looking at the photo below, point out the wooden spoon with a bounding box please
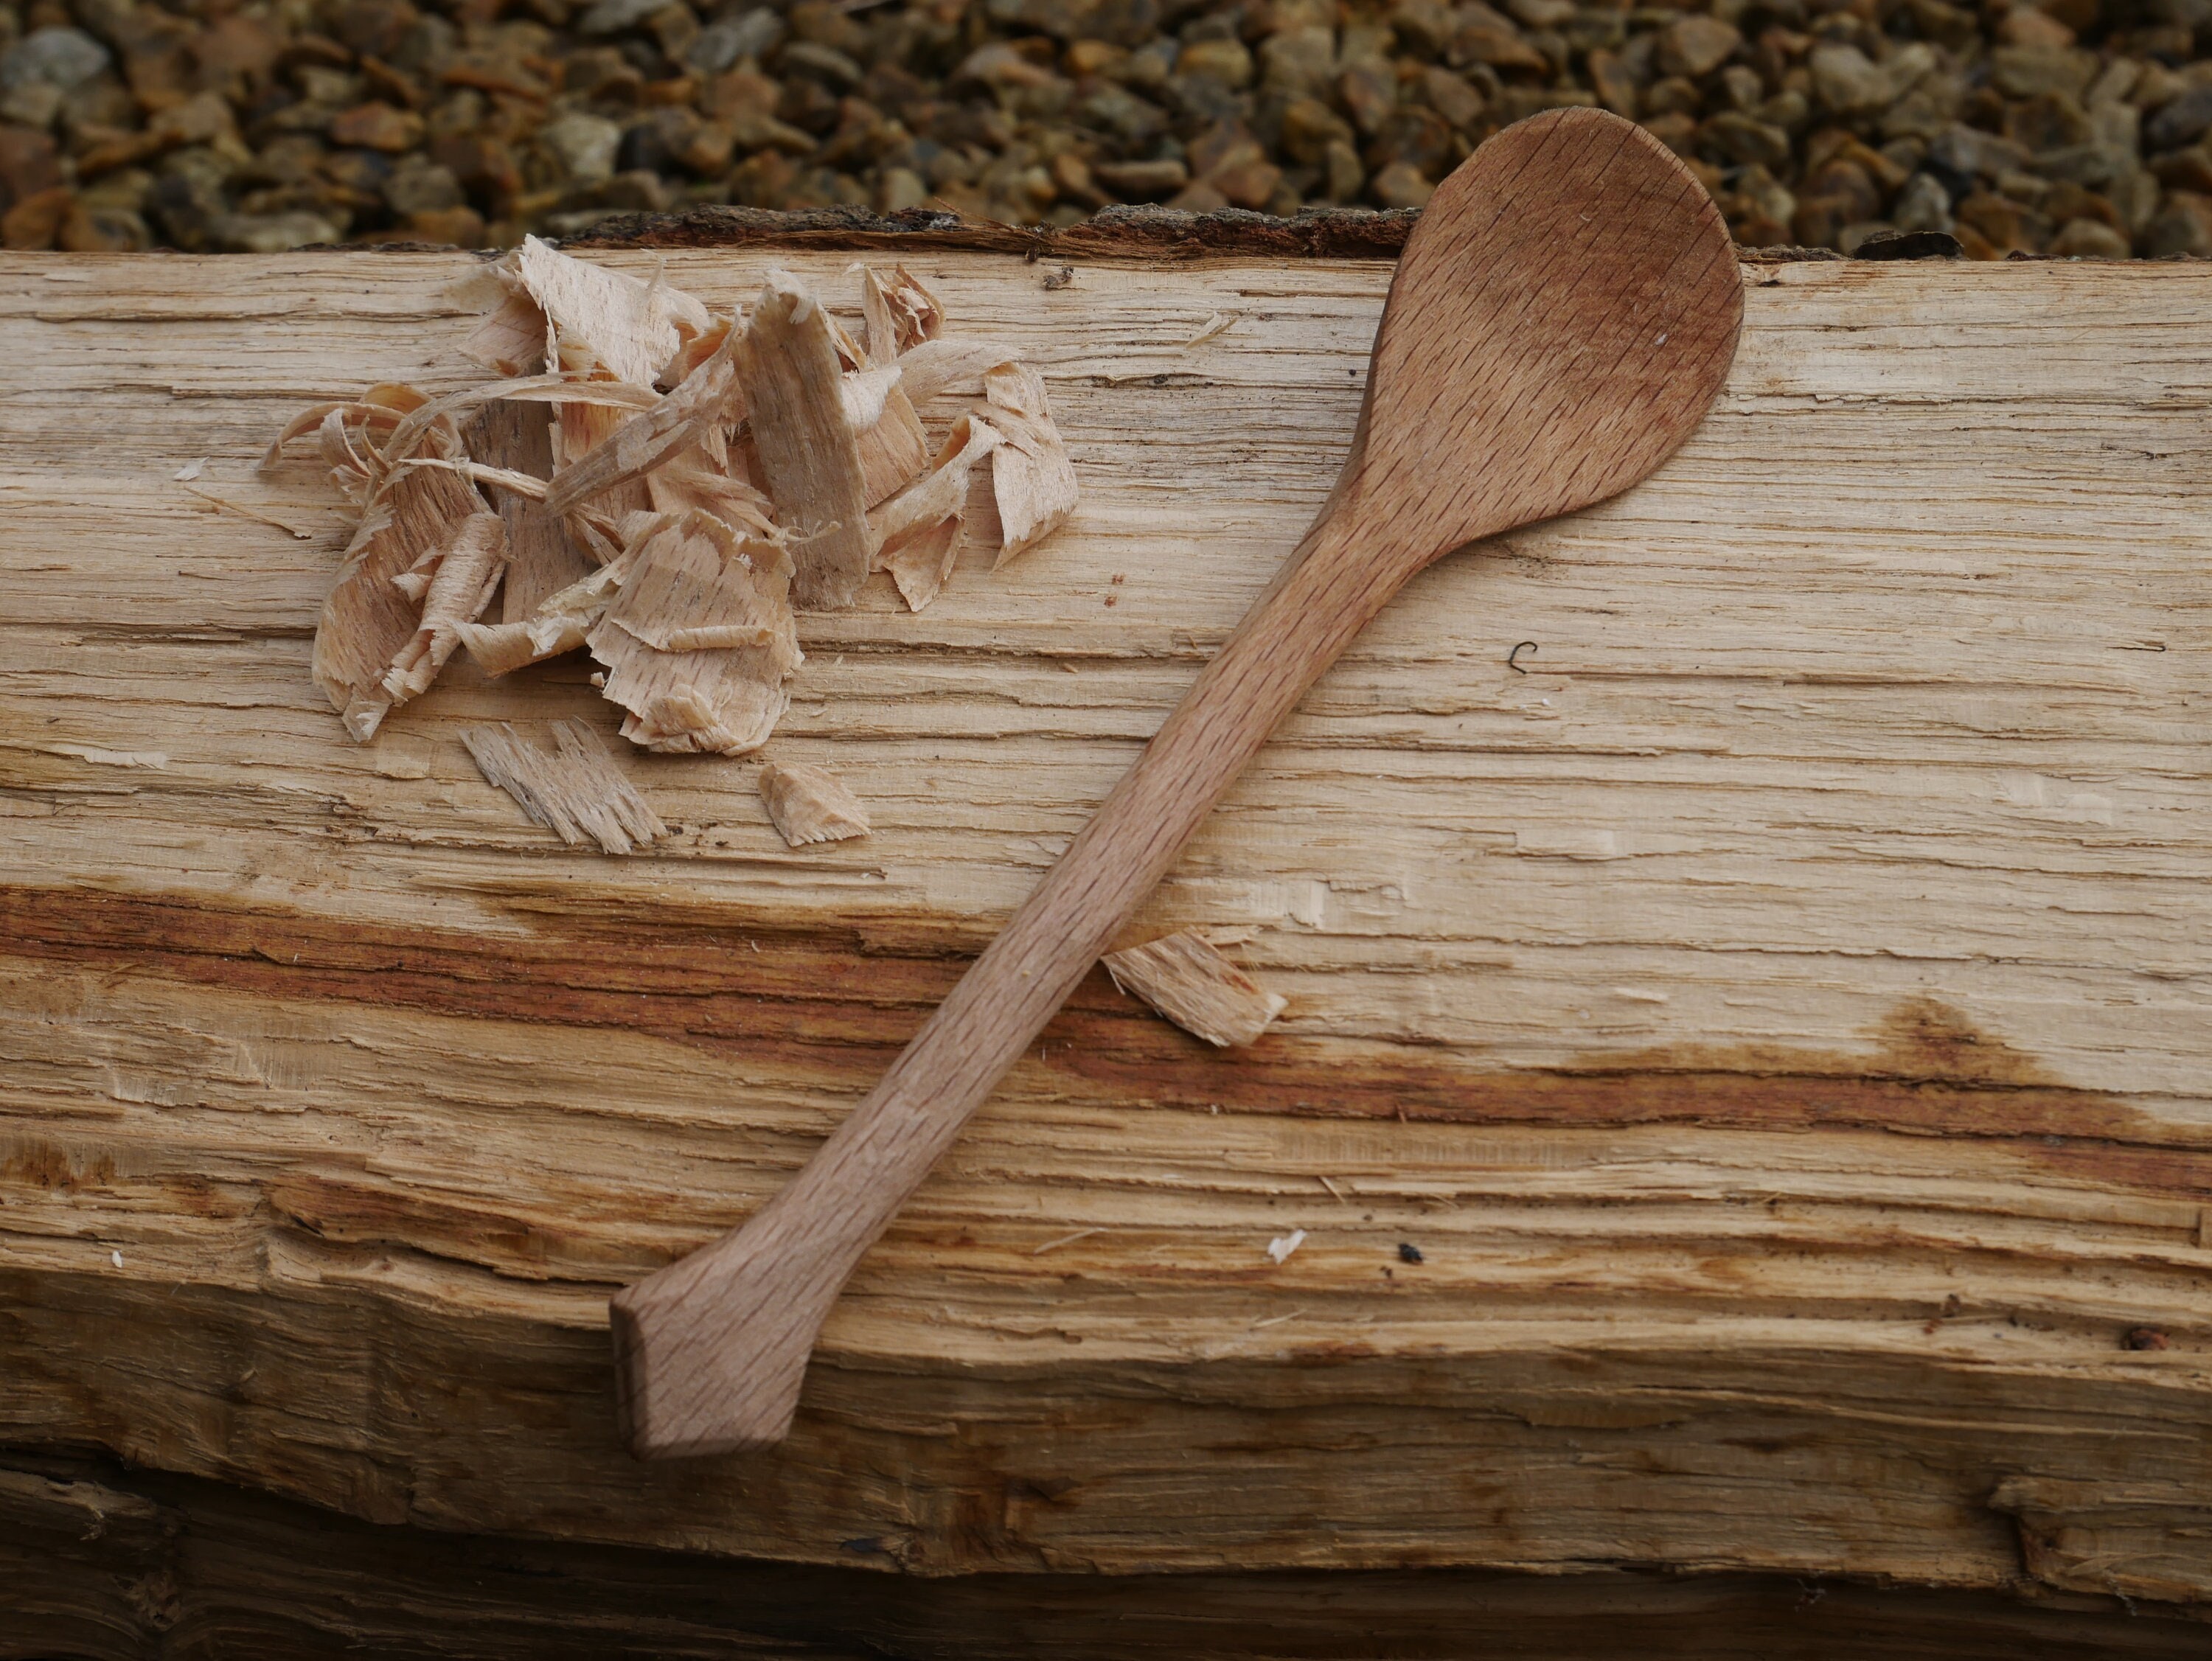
[611,107,1745,1458]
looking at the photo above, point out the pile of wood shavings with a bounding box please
[268,237,1077,843]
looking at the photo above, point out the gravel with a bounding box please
[1,0,2208,257]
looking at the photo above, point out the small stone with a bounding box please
[1587,49,1638,118]
[1165,176,1228,211]
[1449,21,1548,75]
[2145,86,2212,152]
[1989,44,2097,101]
[1211,156,1280,208]
[1321,136,1363,201]
[1657,15,1739,80]
[0,26,110,94]
[686,7,782,74]
[2049,215,2129,256]
[1926,123,2030,187]
[0,125,62,201]
[1186,36,1256,89]
[330,100,424,152]
[1368,159,1433,209]
[383,156,463,215]
[1702,111,1790,168]
[1279,95,1354,165]
[1954,189,2045,255]
[1998,6,2075,49]
[1091,156,1186,196]
[1256,27,1332,98]
[1366,108,1454,177]
[1809,43,1887,116]
[1421,66,1486,131]
[1336,59,1389,135]
[578,0,668,35]
[1718,63,1762,111]
[331,0,420,61]
[403,204,486,246]
[0,80,63,128]
[209,209,344,251]
[2006,90,2091,154]
[2140,192,2212,256]
[874,164,928,211]
[782,40,864,90]
[1734,163,1795,227]
[1,183,72,248]
[1891,170,1953,233]
[538,109,622,185]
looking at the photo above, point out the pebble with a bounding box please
[0,26,109,93]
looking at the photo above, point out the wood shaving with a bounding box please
[896,338,1018,404]
[380,511,508,704]
[1104,930,1287,1048]
[456,557,624,678]
[830,307,931,511]
[588,509,800,753]
[496,236,709,388]
[861,265,945,363]
[869,414,1003,613]
[757,760,871,846]
[735,269,874,609]
[982,361,1078,567]
[1183,311,1239,348]
[461,719,667,856]
[541,318,745,518]
[179,484,313,540]
[311,451,485,742]
[459,290,547,378]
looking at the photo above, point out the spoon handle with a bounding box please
[612,496,1415,1457]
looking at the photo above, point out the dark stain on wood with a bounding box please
[2,885,2203,1204]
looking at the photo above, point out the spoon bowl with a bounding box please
[1344,107,1742,582]
[611,107,1744,1459]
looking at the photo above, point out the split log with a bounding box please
[4,1450,2205,1660]
[1,235,2208,1642]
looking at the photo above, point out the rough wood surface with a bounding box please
[1,237,2209,1619]
[610,109,1746,1460]
[4,1454,2205,1661]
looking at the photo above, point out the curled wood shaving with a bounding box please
[541,318,745,518]
[311,444,485,743]
[1103,930,1287,1049]
[470,401,591,624]
[869,415,1004,613]
[861,265,945,364]
[587,509,800,753]
[461,718,667,856]
[757,760,870,846]
[460,290,547,377]
[982,361,1078,568]
[493,236,709,389]
[735,270,873,610]
[896,338,1018,404]
[456,557,624,678]
[380,511,508,704]
[830,307,930,511]
[645,460,777,535]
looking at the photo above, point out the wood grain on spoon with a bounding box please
[609,107,1745,1459]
